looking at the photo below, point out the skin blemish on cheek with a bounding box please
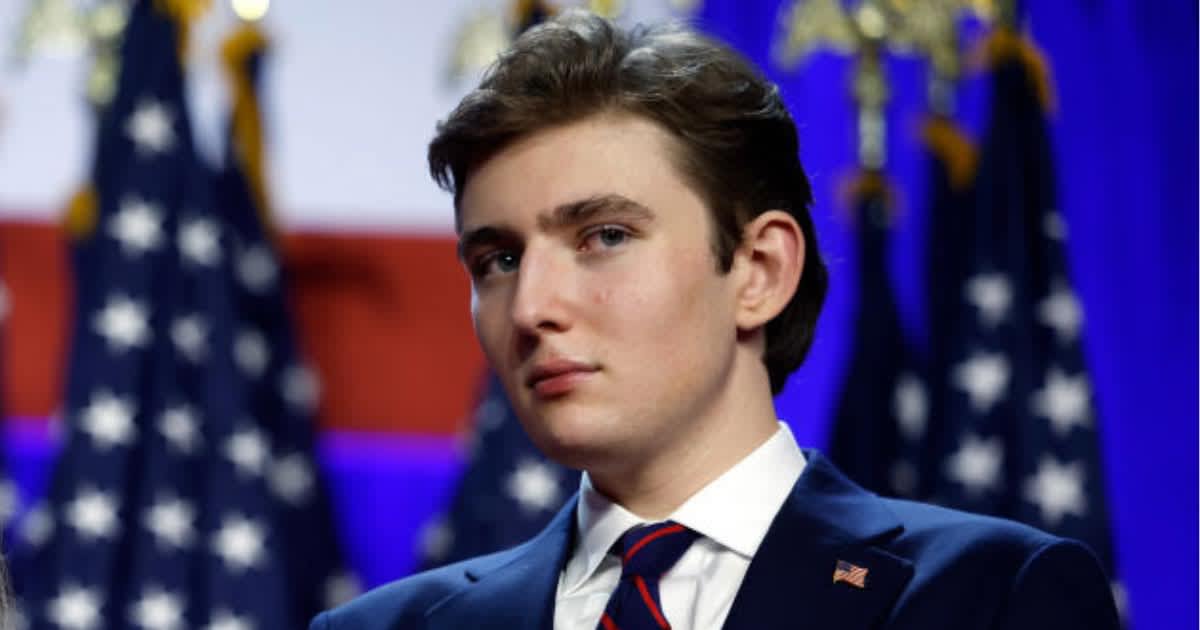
[593,286,616,306]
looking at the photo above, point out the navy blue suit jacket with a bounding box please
[312,452,1119,629]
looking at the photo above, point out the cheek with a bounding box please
[591,285,615,307]
[597,250,721,340]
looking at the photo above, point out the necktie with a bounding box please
[597,521,700,630]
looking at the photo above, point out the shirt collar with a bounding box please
[562,422,806,593]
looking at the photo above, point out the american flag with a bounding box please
[829,113,977,502]
[832,560,867,589]
[918,112,978,507]
[927,29,1117,578]
[826,26,1120,615]
[11,2,351,628]
[829,173,929,500]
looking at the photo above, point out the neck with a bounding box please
[587,357,780,519]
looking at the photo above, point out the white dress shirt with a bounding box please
[554,422,806,630]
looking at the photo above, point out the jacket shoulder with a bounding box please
[882,497,1061,551]
[877,498,1117,628]
[880,496,1092,577]
[308,546,530,630]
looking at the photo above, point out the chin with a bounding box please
[518,405,626,470]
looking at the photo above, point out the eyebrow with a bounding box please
[457,194,655,260]
[537,194,655,231]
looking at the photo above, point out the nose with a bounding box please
[510,245,571,340]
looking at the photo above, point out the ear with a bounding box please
[731,210,805,331]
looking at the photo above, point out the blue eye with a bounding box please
[472,250,520,278]
[598,227,627,247]
[583,225,631,252]
[495,252,519,272]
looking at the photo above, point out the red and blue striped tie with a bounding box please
[597,521,700,630]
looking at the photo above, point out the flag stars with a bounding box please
[237,245,278,293]
[282,364,320,412]
[129,587,184,630]
[179,217,222,266]
[965,273,1012,327]
[1039,283,1083,342]
[158,406,201,454]
[1023,457,1087,525]
[66,487,119,541]
[323,571,363,609]
[418,517,453,562]
[1032,368,1092,437]
[1110,581,1129,624]
[234,329,270,377]
[953,351,1011,413]
[893,373,927,440]
[170,315,209,362]
[126,100,176,155]
[1043,211,1067,241]
[80,389,138,449]
[0,478,19,526]
[93,294,152,352]
[205,610,254,630]
[109,197,164,256]
[944,434,1004,495]
[225,427,270,477]
[211,514,267,572]
[143,497,195,550]
[269,454,314,505]
[473,398,508,433]
[21,502,54,548]
[506,459,561,512]
[46,584,102,630]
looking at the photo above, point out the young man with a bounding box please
[312,11,1119,630]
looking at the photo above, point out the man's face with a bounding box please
[458,114,743,474]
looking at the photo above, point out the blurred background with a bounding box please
[0,0,1194,628]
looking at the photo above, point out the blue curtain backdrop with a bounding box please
[689,2,1194,628]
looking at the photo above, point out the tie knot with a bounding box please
[617,521,699,578]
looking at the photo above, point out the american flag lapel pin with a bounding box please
[832,560,868,589]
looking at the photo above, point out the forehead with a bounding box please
[457,113,703,232]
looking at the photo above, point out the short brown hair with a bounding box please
[429,10,828,394]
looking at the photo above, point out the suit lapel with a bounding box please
[722,452,914,630]
[424,496,577,630]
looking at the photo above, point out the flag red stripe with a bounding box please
[834,566,867,587]
[600,613,620,630]
[0,222,487,434]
